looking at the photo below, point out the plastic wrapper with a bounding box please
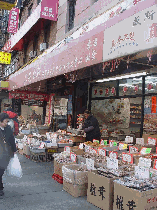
[7,154,23,178]
[62,164,88,185]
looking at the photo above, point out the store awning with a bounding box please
[8,0,156,91]
[3,0,58,51]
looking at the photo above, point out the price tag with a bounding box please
[93,139,99,144]
[153,159,157,170]
[89,148,97,155]
[64,146,71,153]
[122,152,133,164]
[125,137,133,143]
[100,140,108,146]
[140,147,152,155]
[139,157,151,168]
[135,166,150,179]
[148,137,157,146]
[129,146,138,154]
[70,152,77,162]
[69,139,73,143]
[39,142,45,149]
[106,157,118,169]
[109,151,117,159]
[84,145,91,153]
[109,140,117,147]
[136,138,144,145]
[98,148,106,156]
[119,143,127,150]
[79,143,84,149]
[86,158,94,170]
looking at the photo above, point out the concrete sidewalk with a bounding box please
[0,154,99,210]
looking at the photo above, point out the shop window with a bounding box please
[28,4,33,17]
[145,75,157,94]
[92,81,117,98]
[119,77,142,96]
[68,0,76,31]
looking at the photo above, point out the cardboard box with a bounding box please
[71,136,86,143]
[62,164,88,185]
[87,171,117,210]
[63,180,88,197]
[142,134,157,145]
[54,160,75,177]
[113,181,157,210]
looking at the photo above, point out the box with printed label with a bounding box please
[87,171,117,210]
[113,181,157,210]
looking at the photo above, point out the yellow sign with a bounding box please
[0,52,11,64]
[1,81,9,88]
[0,1,17,10]
[123,144,128,149]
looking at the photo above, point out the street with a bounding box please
[0,154,98,210]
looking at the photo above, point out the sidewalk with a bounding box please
[0,154,99,210]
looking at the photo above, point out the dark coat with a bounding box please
[83,115,101,142]
[0,125,16,169]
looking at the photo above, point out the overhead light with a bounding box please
[96,72,147,83]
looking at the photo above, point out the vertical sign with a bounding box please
[151,96,157,113]
[8,8,19,34]
[40,0,58,21]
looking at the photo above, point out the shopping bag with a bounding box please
[7,154,23,178]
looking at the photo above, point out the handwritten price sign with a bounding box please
[84,145,91,153]
[148,137,157,146]
[100,139,108,145]
[107,157,118,169]
[89,148,97,155]
[109,140,117,147]
[93,139,100,144]
[140,147,152,155]
[139,157,151,168]
[129,146,138,154]
[122,152,133,164]
[119,143,127,150]
[70,152,77,162]
[86,158,94,170]
[64,146,71,153]
[109,151,118,159]
[135,166,150,179]
[136,138,144,145]
[98,148,106,156]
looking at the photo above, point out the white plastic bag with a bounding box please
[7,154,23,178]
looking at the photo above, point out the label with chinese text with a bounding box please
[107,157,118,169]
[86,158,94,170]
[122,152,133,164]
[64,146,71,153]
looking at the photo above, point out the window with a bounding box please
[37,0,41,5]
[44,20,51,47]
[28,4,33,17]
[68,0,76,31]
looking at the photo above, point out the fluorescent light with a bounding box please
[96,72,147,82]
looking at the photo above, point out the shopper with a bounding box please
[3,107,19,136]
[82,110,101,142]
[0,113,17,196]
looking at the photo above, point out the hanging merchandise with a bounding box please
[105,88,109,96]
[99,89,103,95]
[94,89,97,95]
[147,83,153,91]
[123,85,128,94]
[133,85,139,93]
[111,87,116,95]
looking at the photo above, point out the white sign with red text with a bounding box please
[103,5,157,61]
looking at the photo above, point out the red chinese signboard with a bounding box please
[151,96,157,113]
[40,0,58,21]
[9,90,49,102]
[8,8,19,34]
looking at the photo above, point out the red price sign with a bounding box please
[89,148,97,155]
[98,148,106,156]
[122,152,133,164]
[148,137,157,146]
[109,151,118,159]
[129,146,138,154]
[153,159,157,170]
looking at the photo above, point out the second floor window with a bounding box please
[68,0,76,31]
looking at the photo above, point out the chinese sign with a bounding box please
[135,166,150,179]
[0,1,16,10]
[86,158,94,170]
[119,143,127,150]
[8,8,19,34]
[151,96,157,113]
[139,157,151,168]
[136,138,144,145]
[70,152,76,162]
[103,5,157,61]
[40,0,58,21]
[0,52,11,64]
[140,147,152,155]
[122,153,133,164]
[9,90,49,101]
[107,157,118,169]
[64,146,71,153]
[129,146,138,154]
[148,137,157,145]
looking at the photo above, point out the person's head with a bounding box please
[84,110,91,119]
[0,113,9,128]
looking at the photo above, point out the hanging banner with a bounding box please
[40,0,58,21]
[7,7,19,34]
[0,52,11,64]
[151,96,157,113]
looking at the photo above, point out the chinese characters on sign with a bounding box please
[116,195,137,210]
[8,8,19,34]
[90,183,106,200]
[0,52,11,64]
[40,0,58,21]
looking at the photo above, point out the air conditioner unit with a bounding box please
[40,43,47,51]
[29,51,37,58]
